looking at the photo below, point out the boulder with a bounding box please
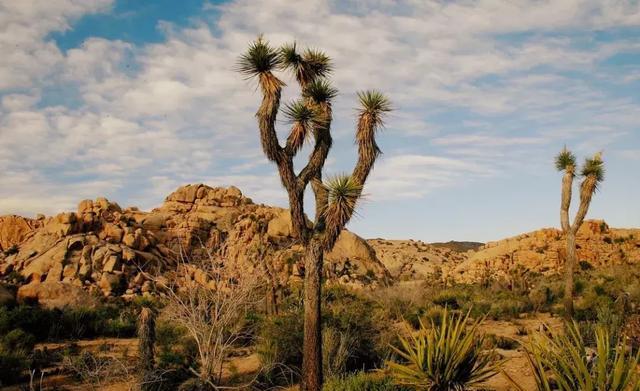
[17,281,98,309]
[0,215,41,251]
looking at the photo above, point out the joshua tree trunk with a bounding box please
[302,239,324,391]
[238,37,390,391]
[563,231,576,318]
[138,307,156,391]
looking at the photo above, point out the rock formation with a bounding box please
[453,220,640,283]
[0,184,390,307]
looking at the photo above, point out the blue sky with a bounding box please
[0,0,638,242]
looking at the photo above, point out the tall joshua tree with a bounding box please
[555,147,604,318]
[237,37,391,391]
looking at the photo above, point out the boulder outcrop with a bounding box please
[0,184,391,306]
[452,220,640,283]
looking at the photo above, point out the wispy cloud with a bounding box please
[0,0,638,225]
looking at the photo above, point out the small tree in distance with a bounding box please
[555,147,604,318]
[237,36,391,391]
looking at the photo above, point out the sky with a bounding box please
[0,0,639,243]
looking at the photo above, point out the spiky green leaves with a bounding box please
[236,36,282,78]
[280,42,302,70]
[555,146,576,172]
[357,90,392,138]
[513,321,640,391]
[303,79,338,104]
[358,90,392,117]
[283,100,319,153]
[387,308,502,389]
[280,43,333,86]
[302,49,332,80]
[322,174,362,231]
[581,152,604,183]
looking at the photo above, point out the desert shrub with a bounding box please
[2,328,35,352]
[512,321,640,391]
[63,350,130,387]
[431,290,465,309]
[323,286,393,369]
[257,285,393,384]
[485,334,519,350]
[323,326,354,378]
[257,309,304,369]
[488,298,531,320]
[579,260,594,271]
[324,372,406,391]
[0,348,29,385]
[387,308,502,390]
[155,321,198,388]
[0,304,137,342]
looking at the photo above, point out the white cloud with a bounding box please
[367,154,497,200]
[0,0,638,218]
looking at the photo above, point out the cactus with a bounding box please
[555,147,604,318]
[138,307,156,391]
[237,36,390,391]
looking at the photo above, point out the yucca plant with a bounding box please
[238,37,391,391]
[387,308,502,390]
[507,321,640,391]
[555,148,605,318]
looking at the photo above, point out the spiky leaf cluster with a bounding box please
[581,153,604,182]
[511,321,640,391]
[357,90,392,128]
[283,100,317,125]
[283,100,318,152]
[322,174,362,229]
[303,79,338,103]
[280,43,332,86]
[302,49,332,80]
[387,308,502,389]
[555,147,576,172]
[236,36,282,78]
[280,42,302,70]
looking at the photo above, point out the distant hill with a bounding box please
[430,241,484,253]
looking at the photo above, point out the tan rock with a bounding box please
[17,282,98,309]
[0,215,41,251]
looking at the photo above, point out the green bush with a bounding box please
[1,328,35,352]
[324,372,406,391]
[0,348,28,385]
[155,321,198,388]
[0,304,137,342]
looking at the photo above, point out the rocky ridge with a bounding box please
[452,220,640,283]
[0,184,389,308]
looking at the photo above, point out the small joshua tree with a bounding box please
[237,37,391,391]
[138,306,156,391]
[555,147,604,318]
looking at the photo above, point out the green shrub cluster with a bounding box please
[324,372,408,391]
[257,285,394,385]
[0,304,137,342]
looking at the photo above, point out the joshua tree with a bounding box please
[137,307,156,391]
[237,37,391,390]
[555,147,604,318]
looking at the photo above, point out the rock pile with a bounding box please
[0,184,390,307]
